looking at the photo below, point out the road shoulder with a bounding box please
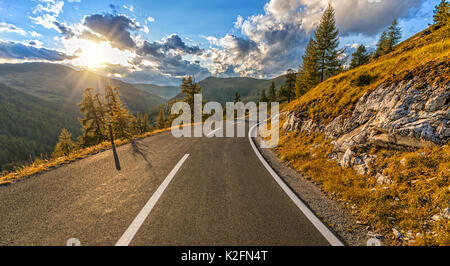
[254,136,371,246]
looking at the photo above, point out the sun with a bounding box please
[64,39,135,70]
[76,41,114,69]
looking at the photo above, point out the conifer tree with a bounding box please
[386,20,401,52]
[104,86,133,140]
[141,113,150,133]
[268,81,276,102]
[180,76,202,110]
[234,92,241,103]
[53,128,75,157]
[156,108,166,129]
[314,3,343,82]
[78,88,106,147]
[276,85,285,101]
[374,31,389,58]
[434,0,449,25]
[350,44,370,69]
[282,69,296,102]
[259,89,269,103]
[296,37,320,98]
[132,113,150,135]
[374,20,401,57]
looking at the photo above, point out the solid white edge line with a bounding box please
[115,154,190,246]
[207,127,222,137]
[248,123,344,246]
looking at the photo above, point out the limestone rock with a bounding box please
[282,60,449,176]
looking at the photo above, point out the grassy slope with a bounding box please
[276,25,449,245]
[0,127,176,186]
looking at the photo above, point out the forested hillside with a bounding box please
[0,63,166,115]
[198,75,286,103]
[132,83,180,100]
[0,83,80,171]
[0,63,166,171]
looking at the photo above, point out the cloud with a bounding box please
[163,34,203,54]
[32,0,64,16]
[262,0,423,35]
[53,21,75,38]
[0,22,27,36]
[0,41,74,61]
[29,31,42,37]
[28,40,44,47]
[206,0,426,78]
[31,0,64,31]
[206,9,307,77]
[124,5,134,12]
[78,30,106,43]
[83,13,139,50]
[137,34,203,57]
[96,63,181,85]
[135,35,209,80]
[19,0,428,83]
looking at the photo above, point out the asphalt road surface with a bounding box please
[0,120,340,246]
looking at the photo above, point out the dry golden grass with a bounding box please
[0,126,177,186]
[276,25,450,245]
[283,26,450,123]
[275,130,449,246]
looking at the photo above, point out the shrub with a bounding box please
[351,74,378,87]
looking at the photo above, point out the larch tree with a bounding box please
[132,113,150,135]
[314,3,343,82]
[104,85,134,140]
[434,0,449,25]
[156,108,166,129]
[53,128,75,157]
[78,88,106,147]
[350,44,370,69]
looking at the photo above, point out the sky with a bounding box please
[0,0,440,85]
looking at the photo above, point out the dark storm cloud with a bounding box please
[0,41,74,61]
[83,13,139,50]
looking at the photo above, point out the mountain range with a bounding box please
[0,62,286,170]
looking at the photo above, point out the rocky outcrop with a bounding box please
[282,60,449,176]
